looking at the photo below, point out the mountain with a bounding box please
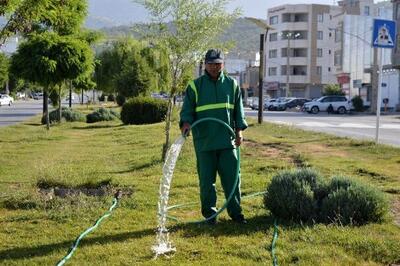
[96,18,264,60]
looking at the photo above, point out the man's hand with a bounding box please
[181,122,191,137]
[235,130,243,146]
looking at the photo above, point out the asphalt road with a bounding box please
[2,102,400,147]
[245,109,400,147]
[0,100,43,127]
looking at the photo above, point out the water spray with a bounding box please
[152,118,240,257]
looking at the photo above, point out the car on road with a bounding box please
[263,98,277,110]
[303,95,351,114]
[270,97,311,111]
[32,92,43,100]
[0,94,14,106]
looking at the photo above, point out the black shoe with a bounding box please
[232,214,247,224]
[206,217,217,225]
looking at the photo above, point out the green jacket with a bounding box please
[180,71,248,152]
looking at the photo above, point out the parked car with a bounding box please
[267,97,287,111]
[263,98,277,110]
[271,97,311,111]
[32,92,43,100]
[0,94,14,106]
[16,92,26,99]
[303,95,351,114]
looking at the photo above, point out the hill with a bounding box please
[97,18,264,60]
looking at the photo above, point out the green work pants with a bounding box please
[195,148,242,219]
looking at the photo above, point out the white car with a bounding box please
[303,96,351,114]
[0,94,14,106]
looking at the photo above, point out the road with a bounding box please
[245,109,400,147]
[0,100,43,127]
[2,102,400,147]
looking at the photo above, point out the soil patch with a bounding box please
[392,196,400,226]
[37,182,133,199]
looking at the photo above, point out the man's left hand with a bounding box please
[235,130,243,146]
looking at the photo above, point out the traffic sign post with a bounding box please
[372,19,396,144]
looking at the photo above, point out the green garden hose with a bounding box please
[175,117,280,265]
[177,117,241,224]
[56,190,122,266]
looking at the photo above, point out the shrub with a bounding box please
[323,84,345,96]
[108,94,115,102]
[86,107,119,123]
[264,171,389,225]
[41,107,85,124]
[264,168,322,222]
[121,96,168,125]
[351,95,364,112]
[320,176,388,225]
[116,94,126,106]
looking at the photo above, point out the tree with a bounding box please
[0,53,9,89]
[94,39,163,98]
[0,0,87,44]
[10,32,94,129]
[323,84,345,96]
[135,0,241,160]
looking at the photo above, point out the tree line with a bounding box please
[0,0,241,160]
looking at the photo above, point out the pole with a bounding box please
[375,48,383,144]
[286,34,290,97]
[258,33,264,124]
[69,80,72,108]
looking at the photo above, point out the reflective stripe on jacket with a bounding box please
[179,71,247,152]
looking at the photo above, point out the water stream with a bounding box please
[152,135,186,257]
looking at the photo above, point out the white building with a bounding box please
[334,0,400,110]
[265,4,342,98]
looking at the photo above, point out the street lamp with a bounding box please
[283,32,301,97]
[245,17,274,124]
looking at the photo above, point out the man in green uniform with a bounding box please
[179,49,248,225]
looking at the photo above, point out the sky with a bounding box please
[88,0,338,25]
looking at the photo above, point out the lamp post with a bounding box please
[284,32,300,97]
[245,17,274,124]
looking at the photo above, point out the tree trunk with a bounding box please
[58,86,62,123]
[44,87,50,130]
[69,81,72,108]
[81,88,84,105]
[162,97,173,161]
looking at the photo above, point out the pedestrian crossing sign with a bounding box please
[372,19,396,49]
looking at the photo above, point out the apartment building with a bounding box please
[265,4,342,98]
[334,0,400,110]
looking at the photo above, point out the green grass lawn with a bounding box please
[0,112,399,265]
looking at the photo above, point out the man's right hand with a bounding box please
[181,122,191,137]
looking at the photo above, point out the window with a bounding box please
[364,6,370,16]
[281,48,287,57]
[317,31,323,40]
[334,50,342,66]
[269,49,277,58]
[329,50,331,55]
[317,66,322,76]
[270,33,278,42]
[270,15,278,25]
[328,67,331,72]
[329,32,332,37]
[335,29,342,42]
[281,65,287,75]
[317,14,323,23]
[268,67,277,76]
[317,48,323,57]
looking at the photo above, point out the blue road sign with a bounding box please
[372,19,396,49]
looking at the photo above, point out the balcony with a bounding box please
[282,13,308,23]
